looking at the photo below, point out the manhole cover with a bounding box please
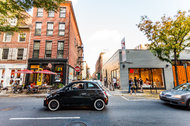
[67,122,87,126]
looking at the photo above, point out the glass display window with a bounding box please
[128,68,165,88]
[54,65,64,82]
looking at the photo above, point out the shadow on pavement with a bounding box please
[161,102,189,111]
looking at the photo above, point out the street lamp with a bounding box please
[183,63,188,83]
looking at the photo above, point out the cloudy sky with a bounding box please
[28,0,190,74]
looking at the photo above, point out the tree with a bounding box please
[138,11,190,86]
[0,0,65,32]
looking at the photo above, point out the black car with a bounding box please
[44,81,108,111]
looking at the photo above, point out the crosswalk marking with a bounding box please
[9,117,80,120]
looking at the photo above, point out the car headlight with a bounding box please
[172,95,182,99]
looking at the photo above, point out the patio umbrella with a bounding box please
[14,69,34,74]
[34,70,57,75]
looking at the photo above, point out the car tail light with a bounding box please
[104,91,107,96]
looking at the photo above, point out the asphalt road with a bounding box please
[0,95,189,126]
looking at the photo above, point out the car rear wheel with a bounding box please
[94,99,105,111]
[48,99,60,111]
[186,100,190,110]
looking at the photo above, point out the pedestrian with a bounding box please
[130,80,136,95]
[134,77,138,92]
[139,78,143,93]
[129,78,133,93]
[113,77,117,89]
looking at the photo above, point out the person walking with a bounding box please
[129,78,133,93]
[139,78,143,93]
[134,77,138,92]
[113,77,117,89]
[130,79,136,95]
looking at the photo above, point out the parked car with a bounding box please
[160,83,190,109]
[44,80,108,111]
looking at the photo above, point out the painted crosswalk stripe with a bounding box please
[121,96,129,101]
[9,117,80,120]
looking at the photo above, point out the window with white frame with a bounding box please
[35,22,42,35]
[47,22,53,36]
[2,49,9,59]
[17,48,24,60]
[59,23,65,36]
[3,33,12,42]
[45,41,52,58]
[37,8,43,17]
[33,41,40,58]
[60,7,66,18]
[48,10,54,17]
[9,18,17,26]
[18,33,26,42]
[57,41,64,58]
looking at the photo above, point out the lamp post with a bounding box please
[183,63,188,83]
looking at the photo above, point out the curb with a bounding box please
[0,94,48,98]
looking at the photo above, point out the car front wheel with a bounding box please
[94,99,105,111]
[186,100,190,110]
[48,99,60,111]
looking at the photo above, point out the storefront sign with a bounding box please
[31,65,40,69]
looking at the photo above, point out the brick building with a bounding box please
[0,14,32,87]
[27,1,83,85]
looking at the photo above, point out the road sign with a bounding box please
[75,66,80,72]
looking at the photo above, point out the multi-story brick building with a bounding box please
[27,1,83,85]
[0,14,32,87]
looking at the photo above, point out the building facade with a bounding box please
[27,1,83,85]
[0,14,32,87]
[103,49,190,90]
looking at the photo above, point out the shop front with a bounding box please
[128,68,165,89]
[0,64,26,87]
[27,59,68,86]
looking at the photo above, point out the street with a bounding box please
[0,95,189,126]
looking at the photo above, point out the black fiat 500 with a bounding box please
[44,81,108,111]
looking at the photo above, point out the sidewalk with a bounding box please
[0,90,48,98]
[107,88,161,100]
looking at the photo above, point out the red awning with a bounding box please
[14,69,34,74]
[34,70,57,75]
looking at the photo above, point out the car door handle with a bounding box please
[81,93,87,96]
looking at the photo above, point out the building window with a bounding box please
[35,22,42,36]
[45,41,52,58]
[33,41,40,58]
[9,18,17,26]
[128,68,165,88]
[57,41,64,58]
[18,33,26,42]
[37,8,43,17]
[48,10,54,17]
[60,7,66,18]
[17,48,24,60]
[59,23,65,36]
[3,32,12,42]
[2,49,9,59]
[47,22,53,36]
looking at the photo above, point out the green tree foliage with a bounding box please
[0,0,65,32]
[138,11,190,86]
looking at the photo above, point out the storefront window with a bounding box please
[11,70,15,78]
[1,69,5,78]
[16,69,21,78]
[128,68,165,88]
[54,65,64,82]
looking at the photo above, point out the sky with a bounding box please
[28,0,190,74]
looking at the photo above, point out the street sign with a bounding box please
[75,66,80,72]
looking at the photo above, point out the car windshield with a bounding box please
[174,83,190,91]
